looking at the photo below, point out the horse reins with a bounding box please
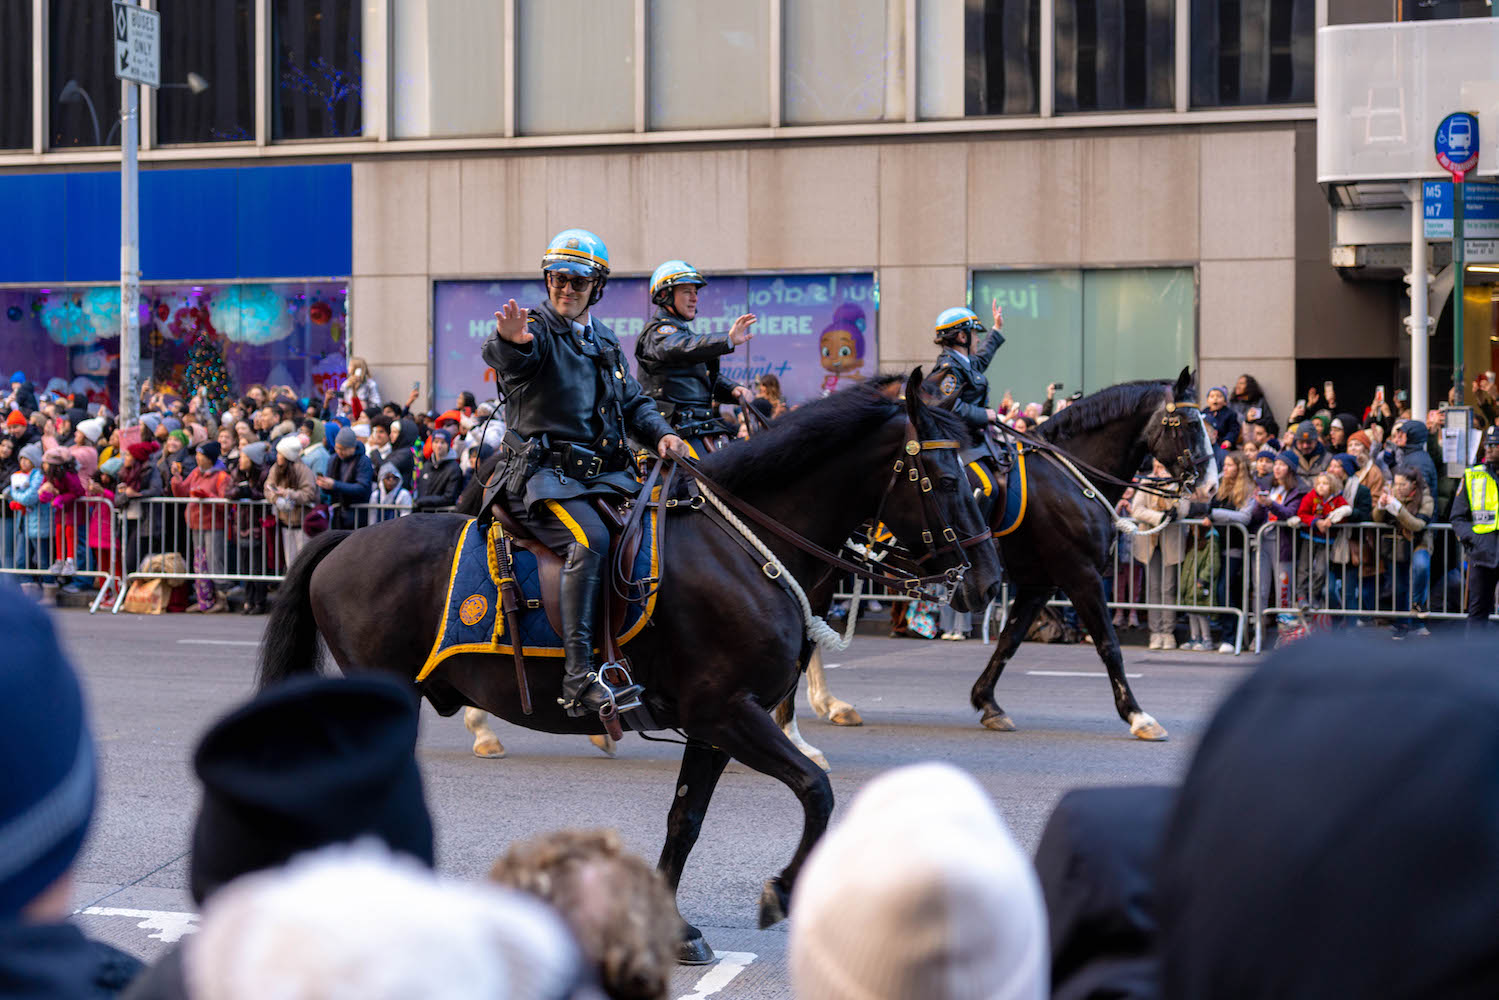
[665,418,990,597]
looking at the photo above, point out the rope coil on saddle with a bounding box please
[695,481,852,653]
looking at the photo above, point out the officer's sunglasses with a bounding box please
[546,272,595,293]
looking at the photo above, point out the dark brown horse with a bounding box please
[256,371,1001,962]
[970,368,1218,740]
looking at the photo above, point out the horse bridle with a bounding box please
[668,415,991,598]
[866,420,993,590]
[1156,401,1215,490]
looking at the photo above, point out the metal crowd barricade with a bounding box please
[0,494,120,612]
[341,501,416,529]
[832,520,1255,654]
[111,496,283,613]
[1253,520,1491,649]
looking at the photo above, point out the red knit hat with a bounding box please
[5,410,25,427]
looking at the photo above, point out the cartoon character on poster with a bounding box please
[818,301,867,394]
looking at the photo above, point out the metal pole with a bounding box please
[120,72,141,425]
[1410,181,1429,419]
[1454,174,1466,406]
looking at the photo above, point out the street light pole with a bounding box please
[120,72,140,424]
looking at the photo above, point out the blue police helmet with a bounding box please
[934,306,984,343]
[650,260,707,305]
[541,229,610,303]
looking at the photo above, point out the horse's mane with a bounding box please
[700,375,963,493]
[1036,381,1170,442]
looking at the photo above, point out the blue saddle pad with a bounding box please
[417,515,657,681]
[968,444,1029,539]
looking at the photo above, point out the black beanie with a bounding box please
[188,674,434,905]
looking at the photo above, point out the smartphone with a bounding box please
[1324,381,1334,394]
[411,380,420,392]
[1375,385,1385,401]
[1053,382,1064,392]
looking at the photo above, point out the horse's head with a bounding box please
[1144,367,1219,494]
[873,369,1002,613]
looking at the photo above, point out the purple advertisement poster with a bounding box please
[432,273,877,408]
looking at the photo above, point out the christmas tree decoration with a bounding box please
[184,333,236,413]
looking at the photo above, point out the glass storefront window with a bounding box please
[157,0,255,144]
[517,0,634,135]
[1054,0,1175,112]
[1190,0,1313,107]
[783,0,902,124]
[49,0,123,148]
[272,0,364,140]
[971,268,1193,405]
[648,0,770,129]
[392,0,506,138]
[919,0,1041,118]
[0,1,30,149]
[432,273,877,408]
[0,283,349,410]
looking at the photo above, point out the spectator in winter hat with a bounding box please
[184,843,585,1000]
[413,429,464,512]
[6,407,38,449]
[790,763,1047,1000]
[368,462,412,518]
[0,585,144,996]
[1290,423,1331,488]
[1326,413,1358,454]
[1202,387,1240,451]
[317,428,374,530]
[1160,635,1499,999]
[123,674,442,1000]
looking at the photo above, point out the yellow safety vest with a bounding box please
[1463,466,1499,533]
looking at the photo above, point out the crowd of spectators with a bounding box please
[7,586,1499,999]
[0,365,505,610]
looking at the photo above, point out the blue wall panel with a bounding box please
[0,175,68,283]
[236,164,353,278]
[0,163,351,284]
[141,168,238,281]
[63,173,121,282]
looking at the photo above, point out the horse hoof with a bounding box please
[757,878,790,929]
[472,737,506,759]
[1131,721,1169,741]
[981,712,1017,732]
[678,932,716,966]
[589,733,618,758]
[828,705,864,727]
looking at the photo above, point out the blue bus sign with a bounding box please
[1436,112,1480,178]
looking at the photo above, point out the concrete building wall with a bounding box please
[352,126,1312,412]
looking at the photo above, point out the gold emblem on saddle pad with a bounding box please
[459,594,488,626]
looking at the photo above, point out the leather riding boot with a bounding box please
[557,543,633,717]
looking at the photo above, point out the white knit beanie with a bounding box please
[790,763,1048,1000]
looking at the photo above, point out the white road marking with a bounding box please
[78,906,199,943]
[677,952,757,1000]
[1027,670,1143,679]
[821,662,842,670]
[176,639,259,646]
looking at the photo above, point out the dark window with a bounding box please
[965,0,1042,116]
[49,0,123,148]
[1401,0,1490,19]
[1191,0,1314,106]
[272,0,363,140]
[157,0,254,143]
[0,0,30,149]
[1055,0,1175,112]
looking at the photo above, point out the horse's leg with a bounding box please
[463,707,505,759]
[657,740,732,964]
[1065,574,1167,741]
[774,693,829,772]
[806,648,862,727]
[970,584,1052,731]
[462,708,615,759]
[701,694,835,929]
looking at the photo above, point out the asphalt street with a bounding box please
[60,609,1253,998]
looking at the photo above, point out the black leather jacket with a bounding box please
[483,301,673,503]
[931,328,1005,446]
[635,307,740,425]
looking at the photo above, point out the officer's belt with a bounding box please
[543,440,631,479]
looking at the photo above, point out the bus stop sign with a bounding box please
[1436,112,1480,179]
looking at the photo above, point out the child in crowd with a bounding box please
[1286,472,1349,610]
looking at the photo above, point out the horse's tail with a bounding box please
[256,529,352,689]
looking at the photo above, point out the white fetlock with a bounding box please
[1128,711,1169,741]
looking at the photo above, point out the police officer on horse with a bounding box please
[635,260,757,456]
[930,299,1006,453]
[484,229,686,717]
